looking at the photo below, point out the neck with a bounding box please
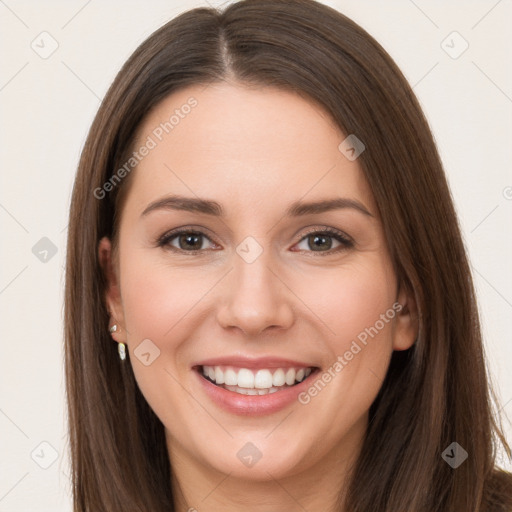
[167,414,367,512]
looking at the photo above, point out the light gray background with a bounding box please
[1,0,511,510]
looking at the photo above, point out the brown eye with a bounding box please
[176,233,204,250]
[293,228,353,255]
[158,230,216,252]
[307,233,334,251]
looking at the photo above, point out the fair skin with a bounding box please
[99,81,417,512]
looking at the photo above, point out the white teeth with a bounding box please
[200,365,315,391]
[225,385,282,395]
[214,367,224,385]
[237,368,255,388]
[272,368,285,387]
[231,386,247,395]
[285,368,296,386]
[224,368,238,386]
[254,369,273,389]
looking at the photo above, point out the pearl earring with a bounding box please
[109,324,126,361]
[118,342,126,361]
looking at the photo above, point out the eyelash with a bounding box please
[156,226,354,256]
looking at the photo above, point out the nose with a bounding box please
[216,249,295,337]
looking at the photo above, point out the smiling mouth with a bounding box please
[196,365,319,396]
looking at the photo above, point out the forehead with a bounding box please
[124,82,375,219]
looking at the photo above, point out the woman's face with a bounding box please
[100,82,416,481]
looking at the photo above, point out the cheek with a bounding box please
[117,250,210,433]
[119,249,212,340]
[292,258,397,349]
[290,261,397,448]
[289,257,398,413]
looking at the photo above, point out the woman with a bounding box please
[64,0,512,510]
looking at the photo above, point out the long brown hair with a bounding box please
[64,0,512,510]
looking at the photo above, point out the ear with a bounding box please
[392,282,419,351]
[98,236,127,343]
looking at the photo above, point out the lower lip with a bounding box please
[194,368,318,416]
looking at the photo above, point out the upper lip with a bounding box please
[192,356,318,369]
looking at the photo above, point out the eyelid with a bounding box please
[297,225,353,244]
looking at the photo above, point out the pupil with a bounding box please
[310,234,331,251]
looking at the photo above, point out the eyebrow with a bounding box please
[141,195,373,218]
